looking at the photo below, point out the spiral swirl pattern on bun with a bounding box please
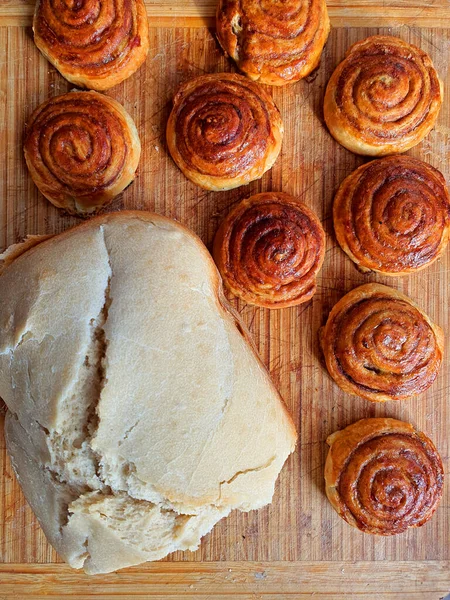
[33,0,149,90]
[320,284,444,402]
[324,36,443,155]
[216,0,330,86]
[166,73,283,191]
[325,418,444,535]
[213,192,325,308]
[334,156,450,275]
[24,91,141,215]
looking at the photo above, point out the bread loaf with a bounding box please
[0,211,297,574]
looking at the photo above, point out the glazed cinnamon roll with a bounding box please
[216,0,330,86]
[213,192,325,308]
[24,91,141,215]
[320,284,444,402]
[325,418,444,535]
[324,36,443,155]
[334,156,450,275]
[33,0,149,91]
[166,73,283,191]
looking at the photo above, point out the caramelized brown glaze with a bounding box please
[33,0,149,90]
[24,91,141,215]
[166,73,283,191]
[213,192,325,308]
[324,36,443,155]
[325,418,444,535]
[167,73,283,191]
[334,156,450,275]
[216,0,330,86]
[320,284,444,402]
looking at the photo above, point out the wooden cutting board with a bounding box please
[1,1,449,598]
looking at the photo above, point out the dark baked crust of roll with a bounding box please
[213,191,325,308]
[324,36,443,155]
[320,284,444,402]
[216,0,330,86]
[334,156,450,275]
[24,91,141,215]
[166,73,283,191]
[33,0,149,91]
[325,418,444,535]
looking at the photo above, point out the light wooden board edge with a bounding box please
[0,561,449,597]
[1,6,450,27]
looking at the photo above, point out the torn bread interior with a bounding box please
[0,211,296,574]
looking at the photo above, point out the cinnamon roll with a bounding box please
[24,91,141,215]
[324,36,443,155]
[216,0,330,86]
[33,0,149,91]
[166,73,283,191]
[213,192,325,308]
[325,418,444,535]
[320,284,444,402]
[334,156,450,275]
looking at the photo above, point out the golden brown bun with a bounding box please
[216,0,330,86]
[320,284,444,402]
[213,192,325,308]
[166,73,283,191]
[24,91,141,215]
[33,0,149,91]
[325,418,444,535]
[324,36,443,156]
[334,156,450,275]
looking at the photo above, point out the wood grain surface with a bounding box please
[1,561,450,598]
[0,1,450,598]
[1,0,450,27]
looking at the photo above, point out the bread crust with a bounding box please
[24,92,141,215]
[1,211,296,431]
[333,156,450,275]
[325,418,444,535]
[213,192,326,308]
[216,0,330,86]
[320,283,444,402]
[33,0,149,91]
[3,210,297,433]
[324,36,443,156]
[166,73,283,191]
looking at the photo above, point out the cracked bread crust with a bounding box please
[0,211,297,574]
